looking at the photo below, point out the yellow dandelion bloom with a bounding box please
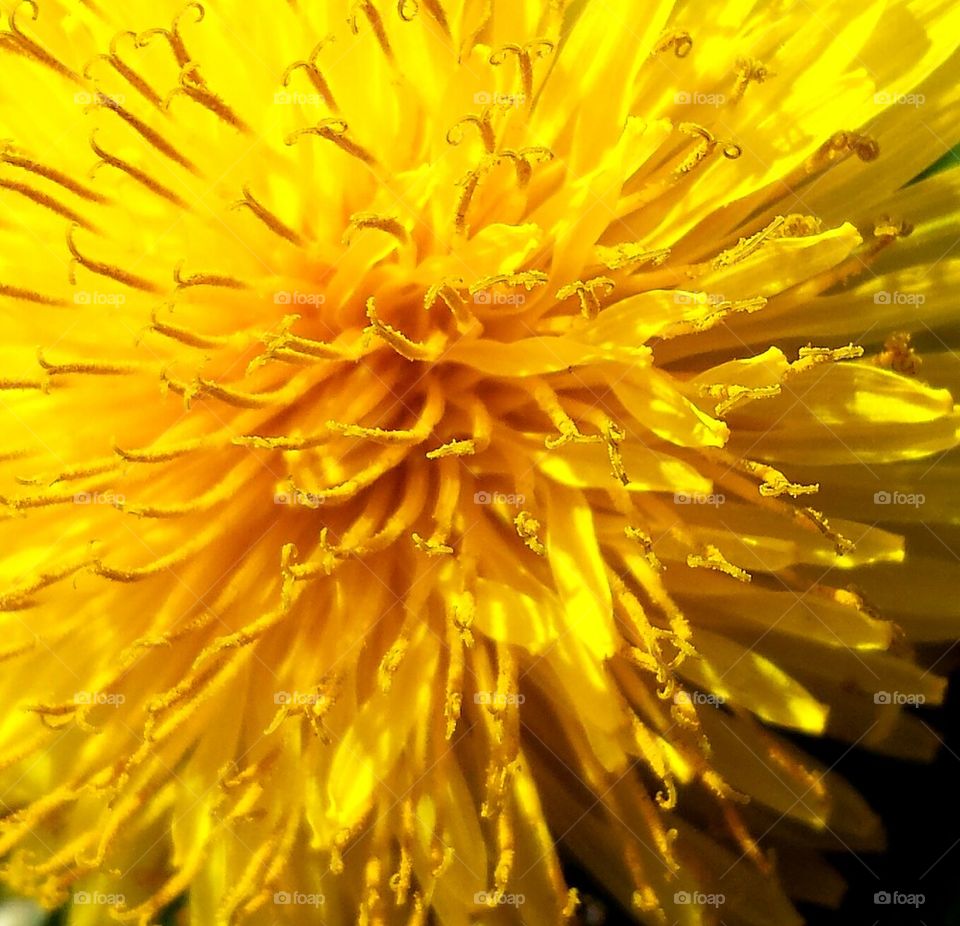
[0,0,958,923]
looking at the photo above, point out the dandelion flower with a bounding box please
[0,0,958,924]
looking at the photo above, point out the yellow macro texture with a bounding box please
[0,0,958,923]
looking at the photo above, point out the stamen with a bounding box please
[789,343,864,377]
[595,243,670,271]
[731,56,771,104]
[556,277,615,319]
[136,2,205,68]
[514,510,546,555]
[469,270,548,294]
[806,131,879,171]
[95,95,199,173]
[67,224,162,292]
[447,110,496,154]
[342,212,408,245]
[425,278,479,333]
[675,122,741,176]
[114,435,213,463]
[1,145,107,202]
[37,348,143,377]
[349,0,394,61]
[489,41,554,104]
[603,420,630,485]
[797,507,855,556]
[687,544,751,582]
[653,31,693,58]
[0,284,66,306]
[625,526,663,572]
[173,261,247,290]
[282,37,339,111]
[165,62,250,133]
[874,331,920,375]
[426,438,474,459]
[84,31,164,109]
[4,1,81,82]
[739,460,819,498]
[0,179,96,229]
[698,382,781,417]
[231,185,303,245]
[285,119,377,166]
[366,297,445,361]
[498,146,555,188]
[89,130,189,208]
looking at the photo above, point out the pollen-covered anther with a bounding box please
[365,297,445,361]
[498,146,555,188]
[83,31,164,109]
[136,2,204,67]
[66,224,162,292]
[556,277,616,318]
[874,214,914,239]
[282,37,338,111]
[425,278,480,333]
[285,119,377,167]
[349,0,394,60]
[741,461,819,498]
[789,343,864,377]
[164,62,250,133]
[731,56,772,103]
[698,382,781,417]
[675,123,741,175]
[230,185,303,245]
[603,420,631,486]
[2,0,80,82]
[342,212,409,245]
[798,507,855,556]
[809,131,880,170]
[595,243,671,271]
[489,41,555,104]
[653,30,693,58]
[687,545,751,583]
[875,331,921,375]
[447,110,497,154]
[88,129,187,208]
[514,510,546,555]
[412,532,454,556]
